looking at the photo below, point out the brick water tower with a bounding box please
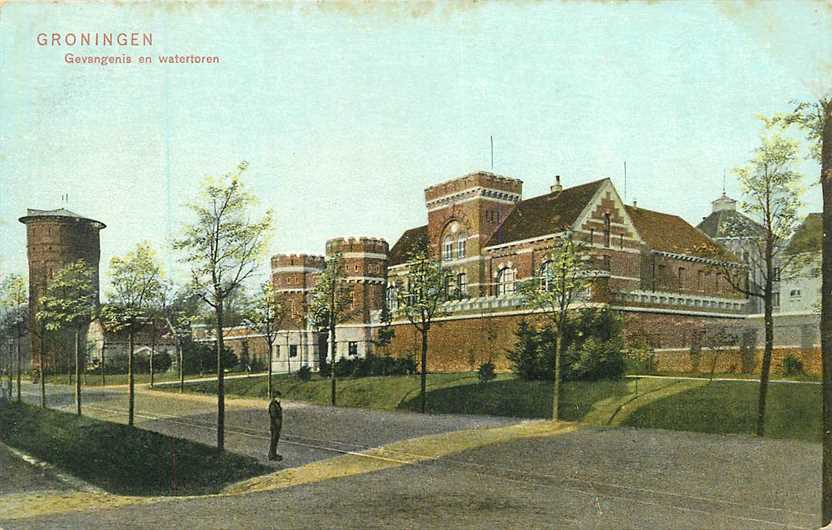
[18,208,106,374]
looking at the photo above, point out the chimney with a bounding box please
[633,199,638,208]
[550,175,563,193]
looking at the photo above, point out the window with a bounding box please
[603,213,611,247]
[619,234,624,249]
[457,273,467,298]
[289,345,298,358]
[348,342,358,356]
[456,236,466,259]
[443,275,452,297]
[588,229,595,244]
[790,289,802,298]
[443,236,453,261]
[773,267,781,282]
[678,267,686,288]
[540,261,553,291]
[497,267,516,296]
[697,270,704,291]
[386,286,398,311]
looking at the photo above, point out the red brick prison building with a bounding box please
[213,171,747,374]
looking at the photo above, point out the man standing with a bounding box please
[268,390,283,461]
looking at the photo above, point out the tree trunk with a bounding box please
[6,341,11,400]
[267,340,273,400]
[757,251,775,437]
[16,334,21,403]
[40,325,46,408]
[553,322,565,422]
[178,341,184,393]
[329,324,336,407]
[150,327,156,389]
[420,326,428,414]
[101,337,106,386]
[216,301,226,451]
[128,329,135,426]
[819,97,832,526]
[74,328,81,416]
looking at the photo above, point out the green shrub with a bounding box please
[296,365,312,382]
[506,308,625,382]
[320,354,417,378]
[478,361,496,383]
[563,337,625,381]
[781,354,804,376]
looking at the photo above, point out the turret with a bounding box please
[325,237,389,324]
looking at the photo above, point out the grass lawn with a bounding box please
[624,380,821,442]
[160,372,822,442]
[160,372,673,422]
[0,402,270,496]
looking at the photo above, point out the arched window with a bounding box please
[497,267,516,296]
[456,233,467,259]
[386,285,398,311]
[443,236,453,261]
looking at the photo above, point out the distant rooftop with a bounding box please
[19,208,106,228]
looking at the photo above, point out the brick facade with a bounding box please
[19,209,105,373]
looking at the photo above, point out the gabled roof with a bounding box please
[389,225,428,266]
[697,209,764,240]
[485,178,607,247]
[19,208,106,228]
[626,205,732,260]
[786,213,822,255]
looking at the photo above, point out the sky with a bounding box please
[1,0,830,290]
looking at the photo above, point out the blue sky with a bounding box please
[1,1,830,287]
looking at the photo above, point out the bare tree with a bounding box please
[174,162,272,450]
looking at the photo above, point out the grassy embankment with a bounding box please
[0,402,270,496]
[160,372,822,442]
[44,370,267,386]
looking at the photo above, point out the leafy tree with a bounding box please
[37,260,97,416]
[769,97,832,523]
[308,253,353,406]
[699,126,806,437]
[157,282,201,392]
[1,274,27,402]
[100,242,163,426]
[243,280,286,398]
[395,240,454,414]
[519,233,592,421]
[173,161,272,450]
